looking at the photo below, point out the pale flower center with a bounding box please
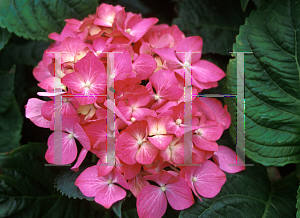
[183,61,191,69]
[109,74,115,80]
[131,117,136,122]
[137,139,143,145]
[125,28,131,33]
[160,186,166,192]
[192,177,197,182]
[68,133,74,139]
[195,129,203,136]
[176,119,182,125]
[154,95,160,100]
[63,97,69,103]
[107,179,113,184]
[84,81,91,89]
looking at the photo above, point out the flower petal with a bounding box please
[75,165,107,197]
[133,53,157,80]
[137,185,167,218]
[128,174,150,197]
[136,142,159,164]
[116,131,139,165]
[95,184,127,209]
[148,135,173,150]
[192,135,219,151]
[191,60,225,83]
[45,131,77,164]
[194,160,226,198]
[130,18,159,42]
[153,48,182,69]
[175,36,203,63]
[213,145,245,173]
[25,98,51,128]
[165,177,194,210]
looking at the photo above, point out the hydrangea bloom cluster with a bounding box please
[25,3,245,218]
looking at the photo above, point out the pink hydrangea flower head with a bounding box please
[25,3,244,217]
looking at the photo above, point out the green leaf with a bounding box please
[122,209,138,218]
[172,0,252,55]
[241,0,250,11]
[0,143,108,218]
[0,28,11,51]
[105,0,152,14]
[251,0,267,8]
[0,66,23,153]
[112,199,124,218]
[112,191,134,218]
[55,167,94,201]
[119,193,138,218]
[3,40,51,67]
[0,0,98,41]
[223,0,300,166]
[179,161,297,217]
[217,129,237,152]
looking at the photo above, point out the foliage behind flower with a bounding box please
[25,3,245,218]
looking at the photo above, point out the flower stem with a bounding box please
[92,153,97,163]
[169,164,180,173]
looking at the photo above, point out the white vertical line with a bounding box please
[106,52,116,166]
[183,52,193,165]
[53,52,63,165]
[229,51,253,167]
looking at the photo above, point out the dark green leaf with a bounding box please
[173,0,252,55]
[119,192,138,218]
[55,167,94,201]
[0,143,108,218]
[217,129,237,151]
[0,0,98,41]
[112,191,134,218]
[105,0,152,14]
[162,205,181,218]
[0,28,11,51]
[112,199,124,218]
[251,0,267,8]
[122,208,138,218]
[0,66,23,152]
[3,41,51,67]
[241,0,250,11]
[13,65,30,109]
[179,161,297,217]
[223,0,300,166]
